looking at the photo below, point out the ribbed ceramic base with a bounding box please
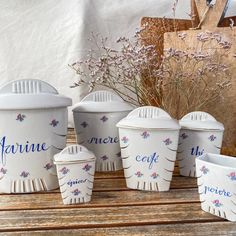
[125,178,171,192]
[95,160,123,172]
[10,178,58,193]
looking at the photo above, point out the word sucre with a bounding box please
[0,136,48,164]
[87,136,119,144]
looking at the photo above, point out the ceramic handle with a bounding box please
[60,145,88,155]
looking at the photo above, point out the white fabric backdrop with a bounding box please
[0,0,192,126]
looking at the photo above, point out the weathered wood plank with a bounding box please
[0,203,222,231]
[93,176,197,191]
[0,188,199,210]
[2,222,235,236]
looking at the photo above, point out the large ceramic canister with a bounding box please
[73,90,134,172]
[0,79,72,193]
[116,106,180,192]
[177,111,224,177]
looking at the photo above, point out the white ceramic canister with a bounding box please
[73,91,134,172]
[177,111,224,177]
[196,153,236,222]
[54,145,96,204]
[0,79,72,193]
[116,106,180,191]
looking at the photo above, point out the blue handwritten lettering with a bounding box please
[191,146,204,157]
[136,152,159,169]
[0,136,49,165]
[204,185,232,197]
[87,136,119,144]
[67,179,87,187]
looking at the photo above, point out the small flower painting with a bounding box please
[100,116,108,122]
[101,155,108,161]
[0,167,7,175]
[200,166,209,175]
[83,164,92,172]
[163,138,172,146]
[121,136,129,144]
[141,131,150,139]
[20,171,30,178]
[208,135,216,142]
[59,167,70,175]
[180,133,188,139]
[71,189,81,196]
[80,121,88,128]
[227,172,236,181]
[151,172,159,179]
[212,199,223,207]
[135,171,143,178]
[16,114,26,122]
[50,119,59,127]
[44,163,53,170]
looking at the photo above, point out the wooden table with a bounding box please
[0,129,235,235]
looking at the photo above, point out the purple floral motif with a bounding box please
[59,167,69,175]
[71,189,81,196]
[44,163,53,170]
[116,152,121,157]
[151,172,159,179]
[20,171,30,178]
[16,114,26,122]
[208,135,216,142]
[200,166,209,175]
[80,121,88,128]
[163,138,172,146]
[135,171,143,178]
[227,172,236,181]
[212,199,223,207]
[101,155,108,161]
[180,133,188,139]
[100,116,108,122]
[121,136,129,144]
[50,119,59,127]
[83,164,92,172]
[0,167,7,175]
[141,131,150,139]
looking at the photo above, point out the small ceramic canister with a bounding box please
[54,144,96,204]
[177,111,224,177]
[196,153,236,222]
[0,79,72,193]
[116,106,180,191]
[73,90,133,172]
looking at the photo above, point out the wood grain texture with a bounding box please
[164,0,236,150]
[0,203,222,232]
[0,188,199,210]
[2,222,235,236]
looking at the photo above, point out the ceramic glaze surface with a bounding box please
[54,145,96,204]
[0,108,68,193]
[177,111,224,177]
[118,128,179,191]
[74,112,128,172]
[196,153,236,222]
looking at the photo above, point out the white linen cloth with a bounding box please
[0,0,191,126]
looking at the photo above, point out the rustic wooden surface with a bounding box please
[0,129,235,235]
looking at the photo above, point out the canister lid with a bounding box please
[179,111,224,131]
[72,90,134,113]
[54,145,96,164]
[0,79,72,109]
[116,106,180,130]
